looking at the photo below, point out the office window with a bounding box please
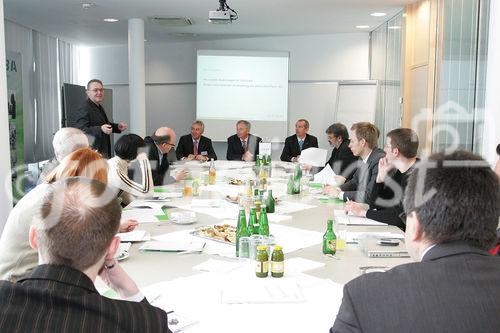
[433,0,489,153]
[370,12,403,145]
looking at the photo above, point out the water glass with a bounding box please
[249,235,264,260]
[238,237,251,258]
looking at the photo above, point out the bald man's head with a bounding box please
[152,127,176,154]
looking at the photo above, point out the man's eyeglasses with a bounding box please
[89,88,104,93]
[164,142,175,148]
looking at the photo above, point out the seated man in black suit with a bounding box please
[345,128,419,230]
[324,122,385,204]
[324,123,358,179]
[331,151,500,332]
[0,177,172,332]
[176,120,217,161]
[280,119,318,162]
[226,120,262,161]
[144,127,186,185]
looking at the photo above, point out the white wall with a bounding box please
[87,33,370,157]
[0,3,14,233]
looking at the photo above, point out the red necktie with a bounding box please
[193,140,199,155]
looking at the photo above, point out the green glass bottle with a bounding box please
[294,163,303,179]
[236,208,249,257]
[322,219,337,255]
[248,206,258,235]
[258,205,270,236]
[266,190,275,213]
[255,155,261,167]
[287,175,294,195]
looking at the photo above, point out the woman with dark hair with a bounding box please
[107,134,153,205]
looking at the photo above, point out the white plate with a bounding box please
[171,218,197,225]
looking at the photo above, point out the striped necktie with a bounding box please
[193,140,199,155]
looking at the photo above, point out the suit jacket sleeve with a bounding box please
[71,103,103,139]
[341,158,380,204]
[175,136,188,160]
[226,136,242,160]
[331,286,362,333]
[255,136,262,157]
[310,135,319,148]
[280,137,294,162]
[204,138,218,160]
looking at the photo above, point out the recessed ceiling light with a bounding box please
[82,3,95,10]
[356,25,370,29]
[103,18,119,23]
[370,12,387,17]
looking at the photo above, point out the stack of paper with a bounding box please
[313,164,337,185]
[299,147,328,167]
[221,277,305,304]
[334,210,388,226]
[139,239,205,252]
[345,231,404,243]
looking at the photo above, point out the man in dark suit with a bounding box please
[144,127,186,185]
[325,122,385,204]
[324,123,358,179]
[0,177,172,332]
[68,79,128,158]
[176,120,217,161]
[226,120,262,161]
[280,119,318,162]
[331,151,500,333]
[345,128,419,231]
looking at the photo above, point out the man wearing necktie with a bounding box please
[176,120,217,161]
[281,119,318,162]
[226,120,262,161]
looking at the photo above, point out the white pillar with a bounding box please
[483,0,500,165]
[0,0,13,233]
[128,18,146,136]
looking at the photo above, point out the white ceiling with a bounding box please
[4,0,416,46]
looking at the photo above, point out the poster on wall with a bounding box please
[6,51,24,200]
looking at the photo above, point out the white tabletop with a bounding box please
[114,161,413,332]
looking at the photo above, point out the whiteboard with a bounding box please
[334,82,378,130]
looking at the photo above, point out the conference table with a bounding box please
[108,160,413,332]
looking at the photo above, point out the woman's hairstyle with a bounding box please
[114,134,146,160]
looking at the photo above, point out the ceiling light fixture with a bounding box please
[103,18,119,23]
[370,12,387,17]
[82,3,95,10]
[356,25,370,29]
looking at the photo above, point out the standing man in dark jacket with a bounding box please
[280,119,318,162]
[68,79,127,158]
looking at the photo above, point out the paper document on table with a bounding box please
[275,201,316,214]
[121,209,161,223]
[285,257,326,274]
[141,272,344,333]
[313,164,337,185]
[117,230,151,242]
[299,147,328,167]
[333,210,388,226]
[193,259,245,274]
[139,240,205,252]
[221,277,305,304]
[345,231,404,243]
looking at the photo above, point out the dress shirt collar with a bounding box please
[296,134,306,142]
[420,244,436,261]
[362,150,372,164]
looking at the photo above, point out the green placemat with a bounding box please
[155,214,169,221]
[154,188,169,193]
[308,182,323,189]
[318,197,344,204]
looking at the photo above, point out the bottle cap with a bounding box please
[273,245,283,251]
[256,245,267,251]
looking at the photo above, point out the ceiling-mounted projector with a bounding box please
[208,0,238,24]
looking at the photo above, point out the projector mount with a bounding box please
[209,0,238,24]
